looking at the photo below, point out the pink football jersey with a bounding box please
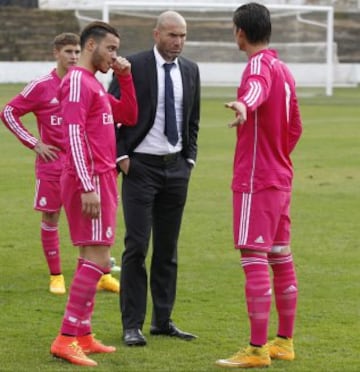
[59,67,137,192]
[232,49,302,193]
[0,69,65,180]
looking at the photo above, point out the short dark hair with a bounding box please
[53,33,80,50]
[80,21,120,49]
[233,2,271,44]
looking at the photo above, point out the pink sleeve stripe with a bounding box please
[2,105,37,146]
[250,54,263,75]
[69,70,82,102]
[243,81,262,107]
[21,74,52,98]
[69,124,94,192]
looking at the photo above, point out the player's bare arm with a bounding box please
[225,101,247,127]
[33,140,61,162]
[81,191,101,219]
[111,56,131,76]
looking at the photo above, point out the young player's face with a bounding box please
[154,21,186,62]
[92,33,120,73]
[233,25,245,51]
[55,44,81,71]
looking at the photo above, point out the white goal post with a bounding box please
[101,1,335,96]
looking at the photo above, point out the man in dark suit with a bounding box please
[108,10,200,346]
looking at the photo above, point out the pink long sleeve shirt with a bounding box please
[1,69,65,180]
[59,66,138,192]
[232,49,302,193]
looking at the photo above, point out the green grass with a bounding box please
[0,84,359,371]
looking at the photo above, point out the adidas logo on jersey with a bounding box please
[254,235,265,244]
[50,97,59,104]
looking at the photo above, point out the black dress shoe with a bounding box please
[150,321,197,340]
[123,328,147,346]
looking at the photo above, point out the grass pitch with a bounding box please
[0,84,359,371]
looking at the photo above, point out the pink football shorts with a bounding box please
[233,187,291,252]
[33,179,62,212]
[61,170,118,247]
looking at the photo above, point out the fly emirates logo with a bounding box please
[50,115,62,126]
[102,113,114,125]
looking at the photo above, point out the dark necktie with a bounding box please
[163,63,178,146]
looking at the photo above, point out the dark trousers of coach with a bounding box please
[120,151,192,330]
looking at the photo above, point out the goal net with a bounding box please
[73,1,336,95]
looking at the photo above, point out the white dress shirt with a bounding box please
[134,46,183,155]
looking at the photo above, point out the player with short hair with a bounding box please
[0,33,80,295]
[1,32,120,296]
[215,3,302,369]
[50,21,138,367]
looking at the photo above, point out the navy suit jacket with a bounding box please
[108,49,200,162]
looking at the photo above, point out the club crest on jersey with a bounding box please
[105,226,113,239]
[102,113,114,125]
[39,197,47,207]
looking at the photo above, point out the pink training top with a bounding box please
[232,49,302,193]
[0,69,65,180]
[59,66,137,193]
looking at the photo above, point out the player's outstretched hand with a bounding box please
[33,140,60,162]
[81,191,101,219]
[112,56,131,76]
[225,101,247,127]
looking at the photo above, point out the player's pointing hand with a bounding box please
[225,101,247,127]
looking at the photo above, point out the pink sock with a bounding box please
[76,257,85,272]
[241,253,271,346]
[77,299,95,337]
[269,253,298,338]
[41,221,61,275]
[74,257,93,336]
[60,260,104,336]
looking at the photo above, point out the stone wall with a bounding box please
[0,6,359,62]
[0,6,79,61]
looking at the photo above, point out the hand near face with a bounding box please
[112,56,131,76]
